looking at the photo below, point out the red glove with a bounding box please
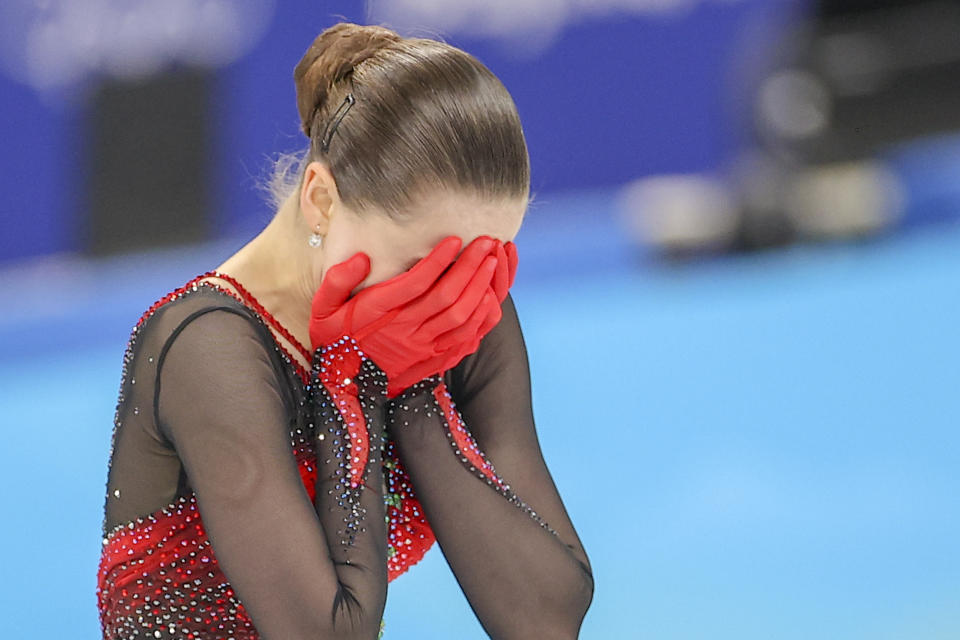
[380,239,518,395]
[491,240,518,303]
[310,235,517,397]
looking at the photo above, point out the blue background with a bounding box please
[3,192,959,638]
[2,1,958,638]
[0,0,801,263]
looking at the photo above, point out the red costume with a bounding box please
[97,268,592,639]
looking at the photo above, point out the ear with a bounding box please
[300,161,339,234]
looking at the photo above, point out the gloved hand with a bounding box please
[489,240,518,304]
[387,242,517,398]
[310,235,518,398]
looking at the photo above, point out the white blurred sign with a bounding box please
[369,0,745,56]
[0,0,275,91]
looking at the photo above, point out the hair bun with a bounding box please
[294,22,402,137]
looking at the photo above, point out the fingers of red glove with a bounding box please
[435,288,501,354]
[386,287,500,397]
[399,235,497,321]
[355,235,463,313]
[311,252,371,320]
[418,254,497,342]
[475,289,504,339]
[387,289,502,397]
[491,241,509,303]
[504,241,518,289]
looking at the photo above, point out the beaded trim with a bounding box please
[432,383,559,536]
[102,274,313,542]
[198,270,312,362]
[187,271,312,384]
[387,378,560,538]
[98,274,418,639]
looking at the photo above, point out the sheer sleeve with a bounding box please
[385,293,594,639]
[156,307,389,640]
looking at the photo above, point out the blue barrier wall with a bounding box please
[0,0,803,263]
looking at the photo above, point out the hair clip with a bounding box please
[319,93,356,152]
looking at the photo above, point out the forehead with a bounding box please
[379,190,527,249]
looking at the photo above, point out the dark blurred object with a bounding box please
[622,0,960,255]
[740,0,960,249]
[758,0,960,164]
[86,67,212,256]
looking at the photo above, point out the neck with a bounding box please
[215,195,319,352]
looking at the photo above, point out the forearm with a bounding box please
[313,427,389,634]
[311,345,391,637]
[387,383,593,639]
[304,235,519,637]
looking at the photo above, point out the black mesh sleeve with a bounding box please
[385,293,594,639]
[156,307,388,640]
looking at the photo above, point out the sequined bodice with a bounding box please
[96,272,435,639]
[96,268,594,639]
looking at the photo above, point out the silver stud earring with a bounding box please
[308,228,324,248]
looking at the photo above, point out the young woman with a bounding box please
[96,22,594,639]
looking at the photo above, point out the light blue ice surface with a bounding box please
[0,189,957,639]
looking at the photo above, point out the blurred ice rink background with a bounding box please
[1,1,958,638]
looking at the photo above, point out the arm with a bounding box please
[156,307,388,640]
[385,293,594,639]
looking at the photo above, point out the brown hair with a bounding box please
[265,22,531,219]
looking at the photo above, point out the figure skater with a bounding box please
[96,22,594,639]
